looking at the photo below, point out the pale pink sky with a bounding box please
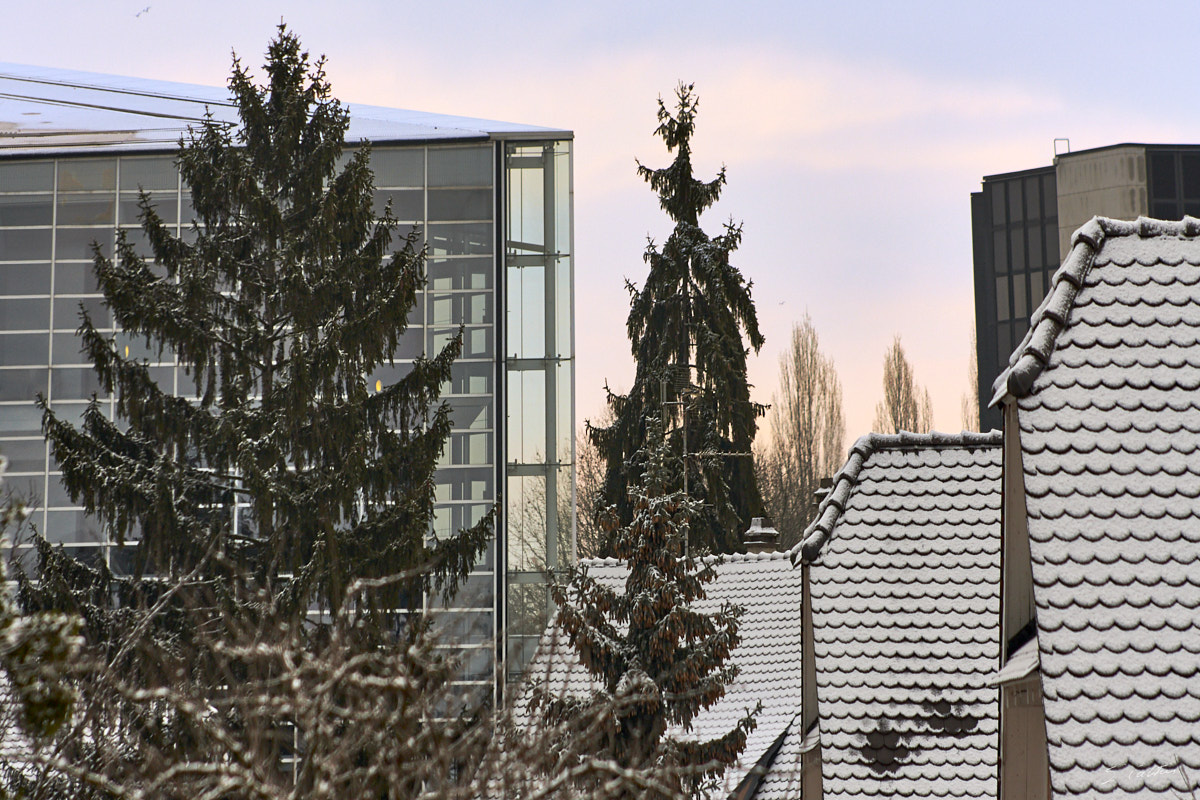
[5,0,1197,444]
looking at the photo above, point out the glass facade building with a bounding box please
[0,66,573,705]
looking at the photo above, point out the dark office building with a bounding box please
[971,143,1200,431]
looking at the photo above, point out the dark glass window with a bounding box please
[1007,180,1023,222]
[1027,225,1043,270]
[996,279,1010,321]
[1151,152,1177,199]
[1013,273,1027,319]
[1009,228,1025,270]
[1024,177,1042,219]
[993,230,1008,275]
[1183,154,1200,199]
[990,182,1006,225]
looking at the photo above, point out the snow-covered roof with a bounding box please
[795,431,1003,800]
[995,216,1200,797]
[0,63,570,156]
[518,550,805,797]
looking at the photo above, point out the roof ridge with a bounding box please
[990,215,1200,405]
[790,429,1002,566]
[578,547,797,571]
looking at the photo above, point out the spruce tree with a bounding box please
[590,83,765,555]
[9,28,492,796]
[536,423,757,798]
[38,26,488,610]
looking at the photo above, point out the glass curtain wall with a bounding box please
[0,143,503,704]
[503,140,573,684]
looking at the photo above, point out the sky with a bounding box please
[5,0,1200,443]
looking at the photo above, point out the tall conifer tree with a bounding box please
[536,423,756,798]
[9,30,493,794]
[590,84,764,555]
[37,27,488,611]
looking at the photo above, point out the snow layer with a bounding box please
[1011,217,1200,797]
[801,434,1003,800]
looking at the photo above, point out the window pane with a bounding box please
[428,258,491,291]
[371,189,423,221]
[444,362,491,396]
[0,404,44,436]
[0,368,47,401]
[0,263,50,295]
[1007,180,1023,222]
[448,397,491,430]
[989,182,1005,225]
[992,229,1008,275]
[428,189,491,221]
[0,333,48,366]
[55,228,112,261]
[1013,273,1027,319]
[428,223,492,256]
[1150,151,1176,199]
[53,297,110,330]
[0,438,45,473]
[51,367,104,399]
[56,195,115,226]
[0,229,52,261]
[1009,228,1025,271]
[995,278,1010,322]
[1184,154,1200,200]
[1027,225,1043,270]
[0,161,53,192]
[0,298,49,331]
[53,263,102,295]
[0,196,53,227]
[370,148,424,188]
[57,159,116,192]
[43,509,106,544]
[429,147,491,187]
[1024,177,1041,219]
[119,156,177,191]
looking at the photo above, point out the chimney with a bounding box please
[742,517,780,554]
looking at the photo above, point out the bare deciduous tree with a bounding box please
[872,335,934,434]
[960,323,980,432]
[575,411,611,560]
[756,315,845,549]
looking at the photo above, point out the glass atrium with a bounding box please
[0,136,573,703]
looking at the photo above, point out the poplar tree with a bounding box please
[590,83,765,555]
[536,424,757,798]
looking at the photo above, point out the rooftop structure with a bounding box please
[992,216,1200,797]
[796,431,1003,800]
[971,143,1200,431]
[0,62,574,703]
